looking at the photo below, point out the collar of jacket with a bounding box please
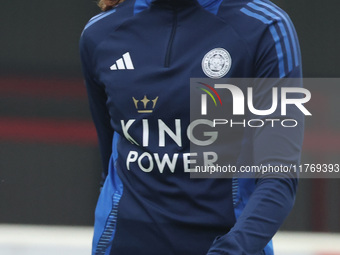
[134,0,223,14]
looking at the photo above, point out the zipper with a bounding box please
[164,9,178,68]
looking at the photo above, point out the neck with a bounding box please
[151,0,199,8]
[134,0,222,14]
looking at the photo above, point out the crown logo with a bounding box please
[132,95,159,113]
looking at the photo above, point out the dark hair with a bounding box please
[97,0,126,11]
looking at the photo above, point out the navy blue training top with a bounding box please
[80,0,303,254]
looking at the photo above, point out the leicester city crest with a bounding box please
[202,48,232,79]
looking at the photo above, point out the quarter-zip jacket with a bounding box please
[80,0,303,254]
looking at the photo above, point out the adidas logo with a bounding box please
[110,52,134,70]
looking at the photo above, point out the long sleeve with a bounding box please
[208,6,303,255]
[80,34,114,185]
